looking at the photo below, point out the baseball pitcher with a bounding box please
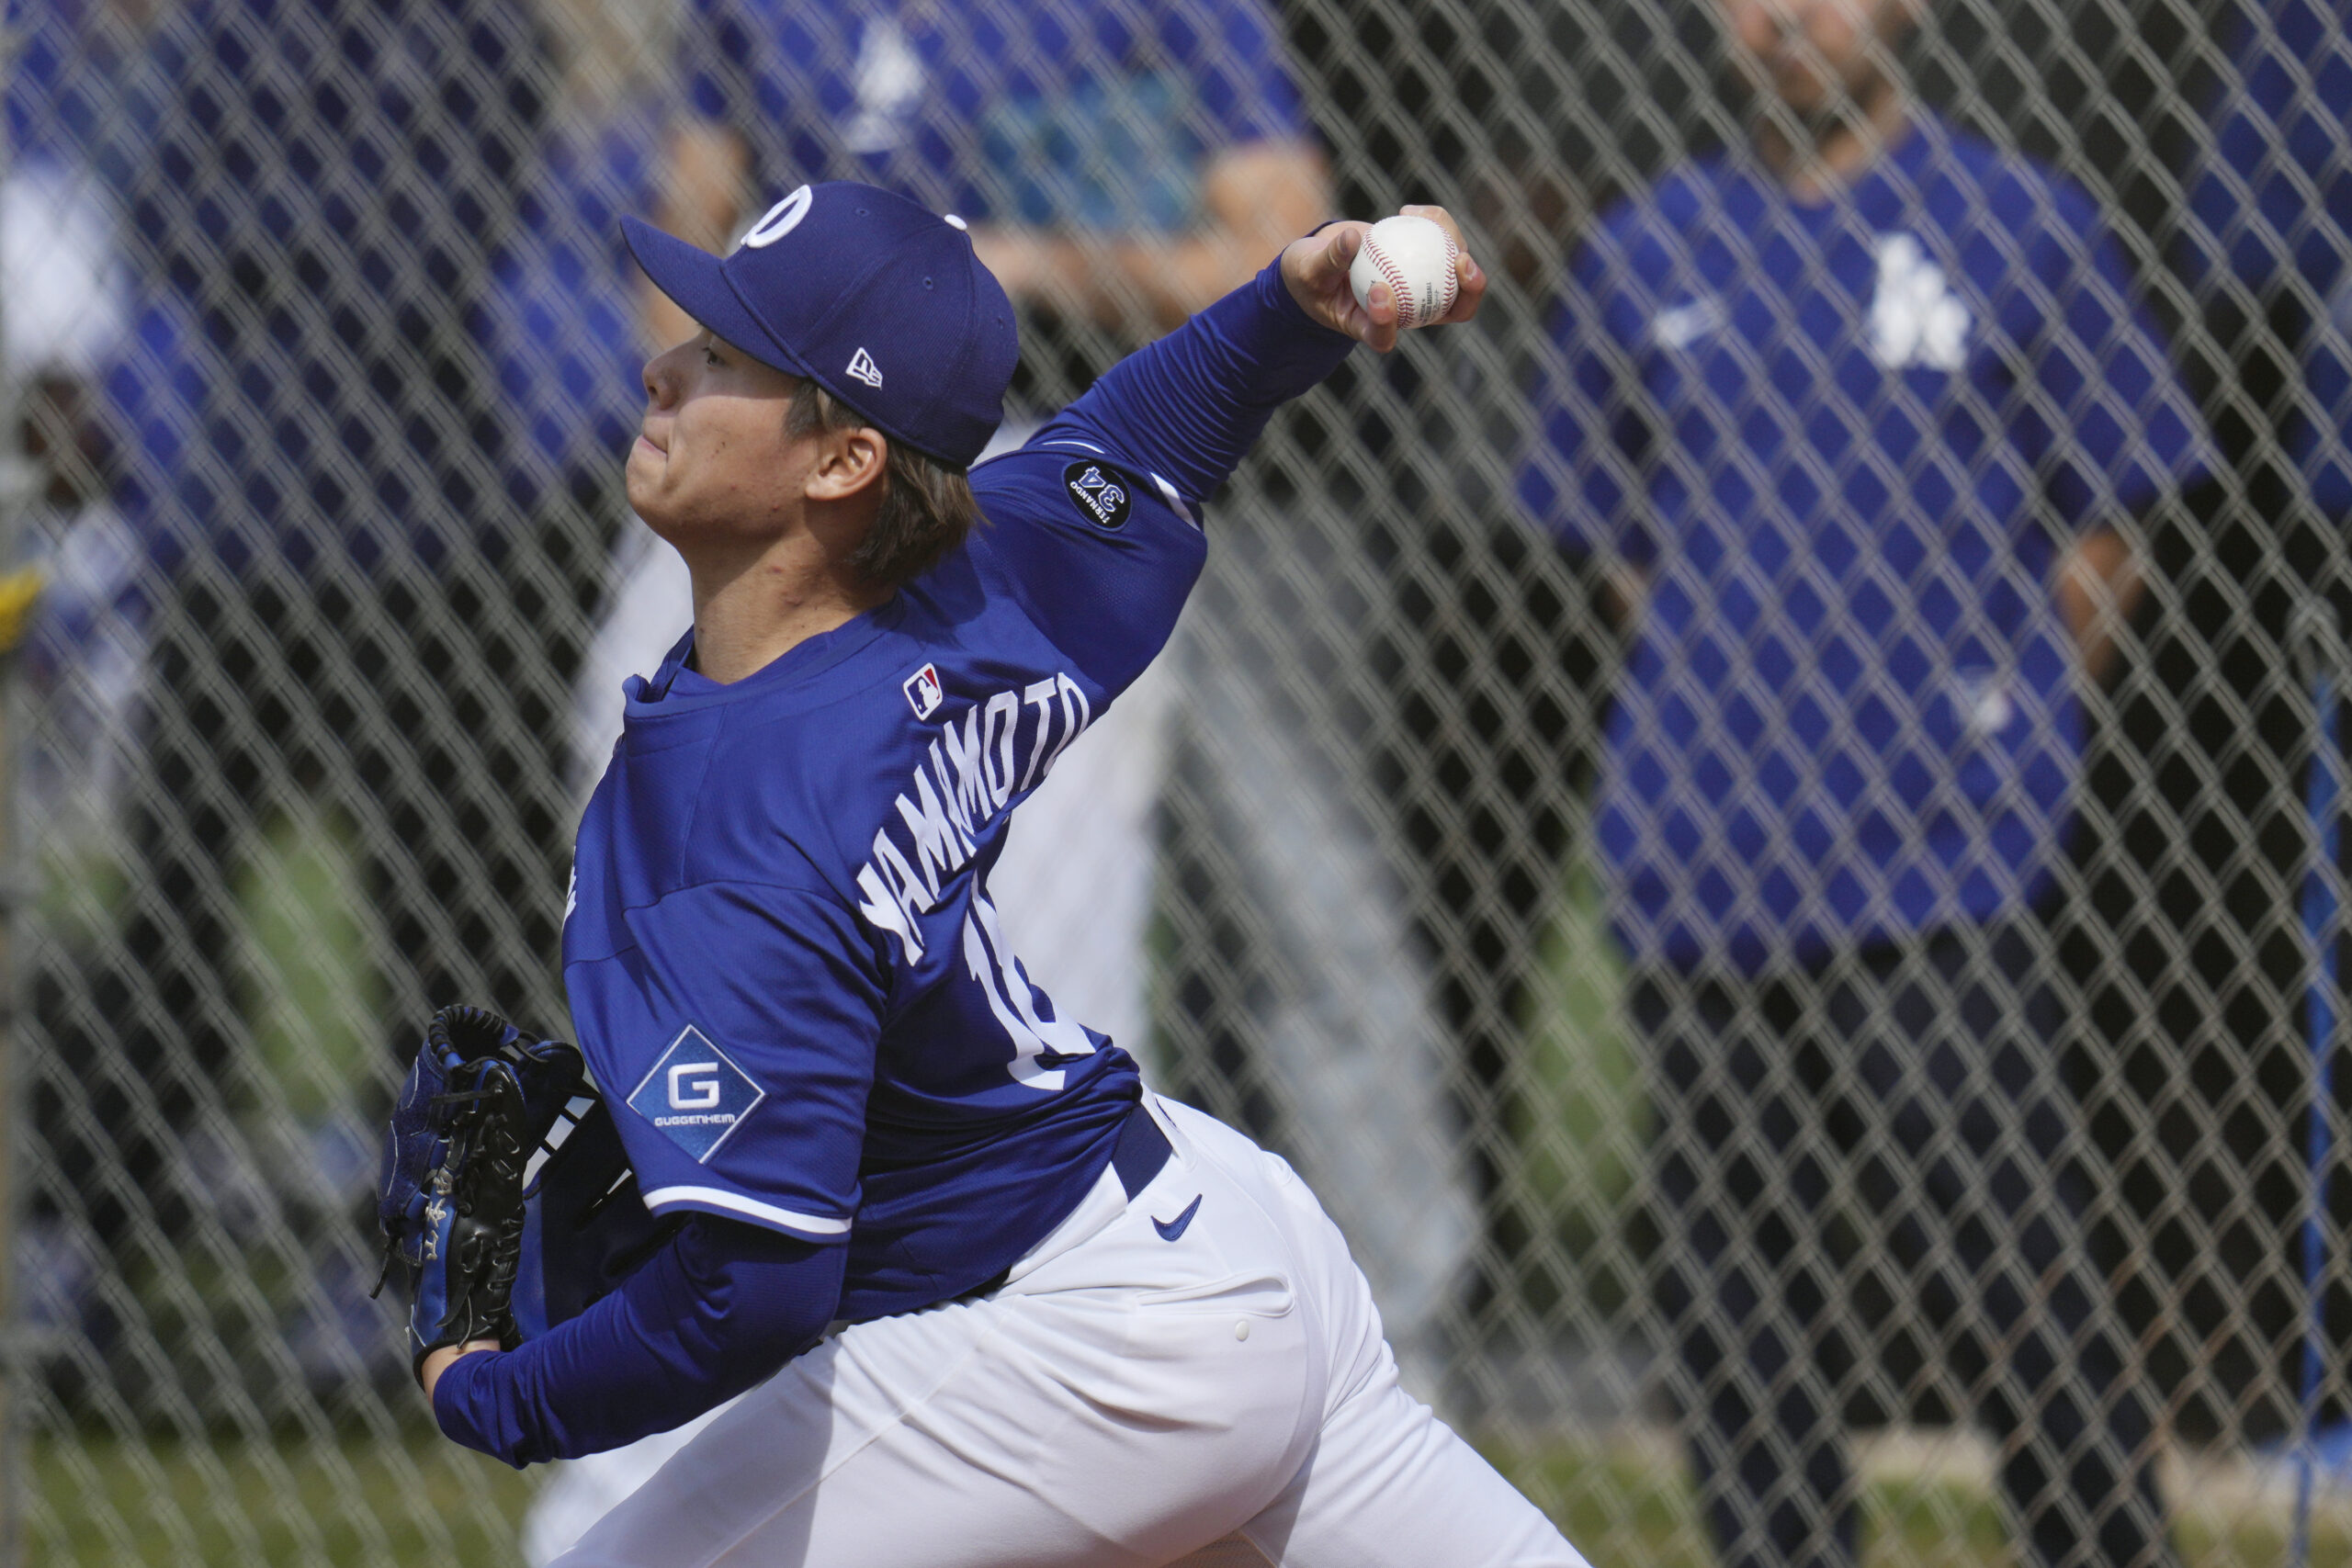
[377,180,1585,1567]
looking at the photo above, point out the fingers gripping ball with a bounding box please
[1348,214,1461,330]
[378,1006,585,1379]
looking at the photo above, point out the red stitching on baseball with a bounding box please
[1369,230,1460,328]
[1373,245,1418,326]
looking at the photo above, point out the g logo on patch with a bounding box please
[626,1025,767,1163]
[1063,461,1130,530]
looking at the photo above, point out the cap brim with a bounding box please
[621,216,812,380]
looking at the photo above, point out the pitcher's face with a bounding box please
[628,331,811,548]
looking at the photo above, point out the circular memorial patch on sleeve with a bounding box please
[1063,460,1132,530]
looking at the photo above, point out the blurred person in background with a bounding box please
[526,0,1474,1557]
[1517,0,2213,1560]
[4,0,159,1389]
[1289,6,1636,1418]
[488,0,680,814]
[85,0,571,1394]
[482,0,683,729]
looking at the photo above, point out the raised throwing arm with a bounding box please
[1035,207,1484,508]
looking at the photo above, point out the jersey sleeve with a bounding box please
[967,444,1205,698]
[2029,184,2217,530]
[1517,230,1656,564]
[963,259,1352,694]
[1032,257,1355,508]
[599,882,883,1243]
[1156,0,1311,149]
[435,1219,842,1467]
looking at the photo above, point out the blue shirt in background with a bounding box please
[104,0,546,574]
[681,0,1306,233]
[5,0,199,567]
[482,102,667,513]
[1520,114,2214,974]
[2185,0,2352,519]
[6,0,123,168]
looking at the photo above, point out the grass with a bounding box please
[1486,1433,2352,1568]
[28,1428,537,1567]
[33,1427,2352,1567]
[1484,1435,2014,1568]
[1514,866,1644,1247]
[235,805,381,1125]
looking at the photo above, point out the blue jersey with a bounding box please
[556,249,1363,1321]
[681,0,1306,232]
[1519,114,2213,973]
[564,444,1197,1319]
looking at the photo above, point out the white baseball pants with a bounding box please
[546,1096,1583,1568]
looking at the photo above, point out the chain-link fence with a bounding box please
[2,0,2347,1562]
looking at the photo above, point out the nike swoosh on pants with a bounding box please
[1152,1195,1204,1242]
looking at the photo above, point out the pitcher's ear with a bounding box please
[805,424,889,504]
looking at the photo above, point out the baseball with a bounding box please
[1348,214,1462,329]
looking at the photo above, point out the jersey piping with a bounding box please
[640,1185,854,1236]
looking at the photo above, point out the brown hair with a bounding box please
[786,381,982,590]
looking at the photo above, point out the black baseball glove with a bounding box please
[377,1006,585,1379]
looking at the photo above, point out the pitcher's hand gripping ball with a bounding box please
[1348,213,1462,329]
[377,1006,586,1378]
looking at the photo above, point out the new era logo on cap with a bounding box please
[845,347,883,388]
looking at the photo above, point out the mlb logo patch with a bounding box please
[626,1025,766,1164]
[903,662,944,719]
[1063,461,1130,530]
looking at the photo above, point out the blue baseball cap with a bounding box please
[621,181,1019,468]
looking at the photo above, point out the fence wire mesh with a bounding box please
[2,0,2348,1561]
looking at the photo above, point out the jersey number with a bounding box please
[962,891,1096,1091]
